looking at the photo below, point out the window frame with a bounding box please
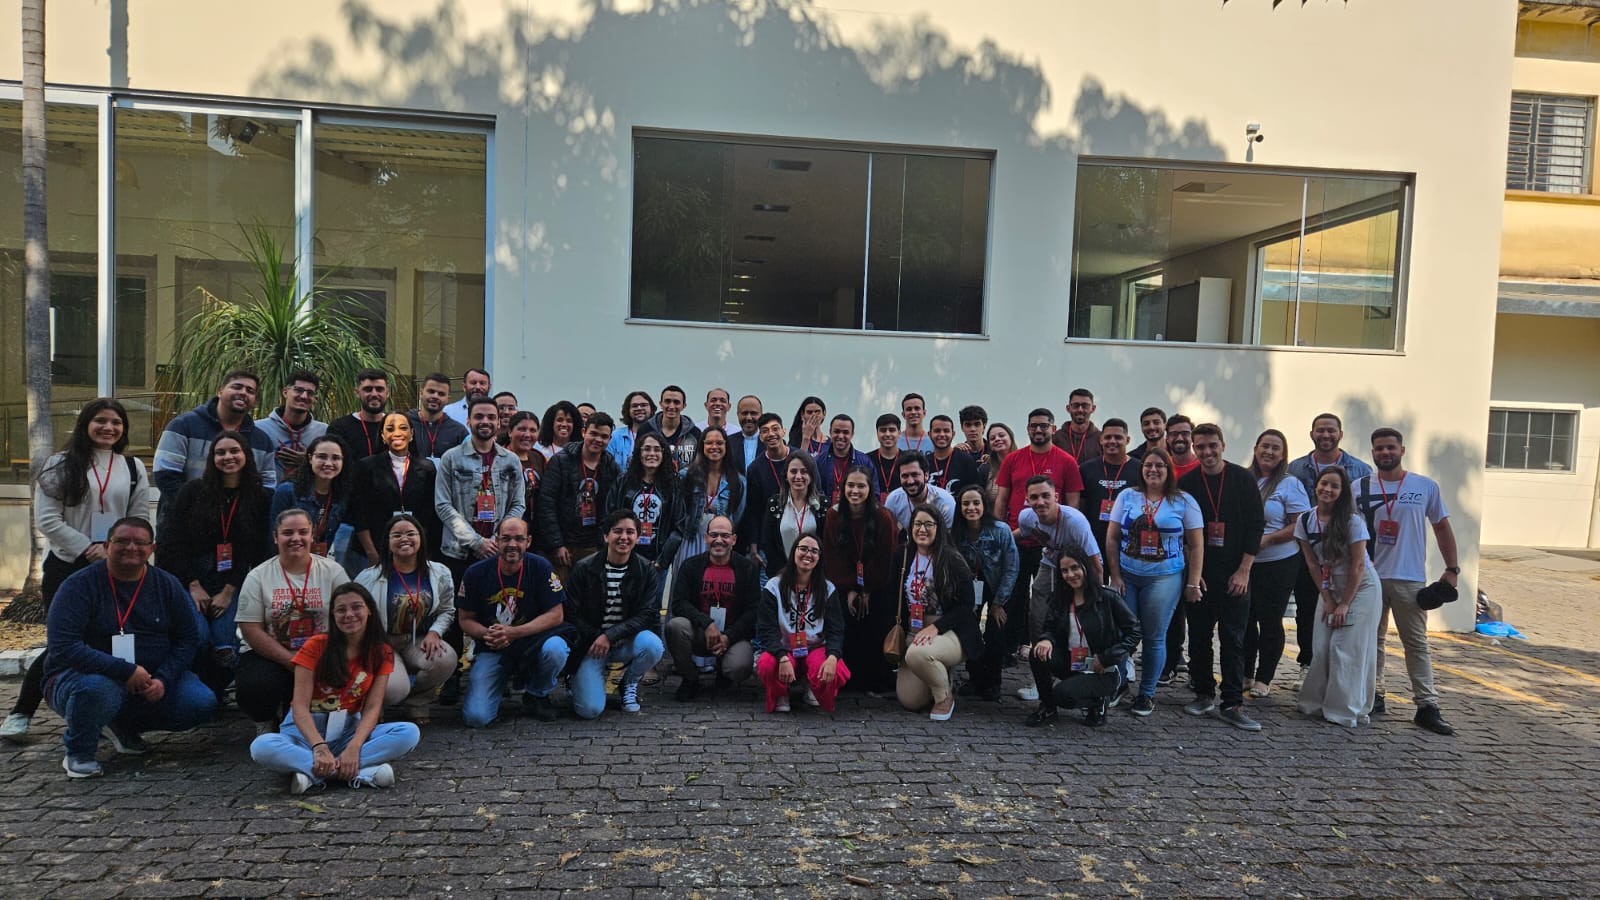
[1506,91,1595,195]
[624,127,997,340]
[1066,155,1415,355]
[1486,404,1581,474]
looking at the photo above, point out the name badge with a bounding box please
[1206,522,1226,548]
[215,542,234,572]
[324,709,348,743]
[1098,499,1113,523]
[1138,531,1161,558]
[287,610,316,649]
[709,606,726,630]
[1377,519,1400,546]
[91,511,118,543]
[1070,646,1090,672]
[909,601,925,630]
[638,520,654,545]
[855,561,865,588]
[789,630,809,658]
[475,492,495,522]
[579,496,596,527]
[111,633,136,664]
[973,579,986,612]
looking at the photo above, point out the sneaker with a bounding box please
[101,723,149,756]
[674,679,701,702]
[1183,697,1217,718]
[1371,692,1387,715]
[621,682,642,714]
[0,713,30,742]
[1217,706,1262,732]
[525,694,558,722]
[1248,681,1272,699]
[773,695,791,713]
[1414,704,1455,736]
[1157,670,1176,687]
[1130,695,1155,717]
[1024,706,1057,727]
[1175,661,1188,674]
[713,674,734,692]
[1082,700,1108,728]
[1108,685,1135,709]
[62,755,103,778]
[289,773,316,795]
[1016,684,1039,702]
[351,764,395,789]
[802,687,820,708]
[929,697,955,722]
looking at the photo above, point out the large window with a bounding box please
[1506,92,1594,194]
[1487,408,1578,471]
[629,133,991,335]
[1069,161,1409,350]
[0,88,492,483]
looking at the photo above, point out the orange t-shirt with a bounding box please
[290,634,394,713]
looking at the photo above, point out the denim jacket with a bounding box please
[433,443,527,560]
[955,519,1019,603]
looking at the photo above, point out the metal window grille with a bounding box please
[1507,93,1594,193]
[1486,408,1578,471]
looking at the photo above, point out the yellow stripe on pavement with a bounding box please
[1381,645,1555,707]
[1430,632,1600,688]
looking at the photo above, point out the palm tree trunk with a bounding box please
[7,0,51,622]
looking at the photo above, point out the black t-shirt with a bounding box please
[329,414,386,461]
[926,449,981,497]
[1078,455,1137,557]
[867,450,905,502]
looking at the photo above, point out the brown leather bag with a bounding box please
[883,552,909,667]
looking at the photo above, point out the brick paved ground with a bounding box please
[1,556,1597,898]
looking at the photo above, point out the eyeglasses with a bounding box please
[706,532,734,540]
[911,521,938,531]
[109,538,153,548]
[1027,423,1053,431]
[389,530,422,541]
[794,546,820,557]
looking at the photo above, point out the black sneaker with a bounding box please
[1024,706,1058,727]
[978,684,1002,703]
[1130,695,1155,717]
[102,724,149,756]
[956,680,981,697]
[1371,692,1386,715]
[1082,700,1108,728]
[674,678,701,702]
[1414,704,1455,736]
[713,674,734,692]
[1157,670,1176,687]
[524,694,558,722]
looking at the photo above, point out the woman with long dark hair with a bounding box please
[822,465,899,694]
[952,482,1018,702]
[1244,429,1311,697]
[350,412,442,567]
[1294,466,1381,728]
[535,400,581,460]
[757,450,823,578]
[606,432,690,601]
[157,431,275,694]
[270,434,355,573]
[249,582,421,793]
[1027,547,1141,727]
[755,534,848,713]
[893,504,981,721]
[787,396,828,457]
[506,411,546,528]
[980,423,1015,503]
[355,513,457,723]
[677,427,746,566]
[2,399,150,741]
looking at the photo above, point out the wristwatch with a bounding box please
[1445,566,1461,575]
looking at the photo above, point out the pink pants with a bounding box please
[756,650,851,712]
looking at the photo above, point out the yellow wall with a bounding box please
[1502,50,1600,277]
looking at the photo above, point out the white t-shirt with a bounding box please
[884,485,956,529]
[1017,503,1100,565]
[1294,512,1375,578]
[1256,475,1312,564]
[1356,472,1449,582]
[236,555,349,651]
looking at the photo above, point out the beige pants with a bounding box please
[1375,579,1438,706]
[897,630,965,710]
[384,637,461,710]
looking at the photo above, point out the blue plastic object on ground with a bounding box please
[1475,621,1527,639]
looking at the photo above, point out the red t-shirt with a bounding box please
[291,633,395,713]
[996,445,1085,534]
[698,562,736,615]
[1172,457,1201,480]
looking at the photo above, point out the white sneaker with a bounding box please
[621,682,642,714]
[802,687,820,707]
[0,713,31,742]
[1016,685,1039,702]
[352,763,395,789]
[289,773,314,795]
[773,695,791,713]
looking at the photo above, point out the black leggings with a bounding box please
[1030,654,1122,710]
[11,553,87,718]
[1293,560,1320,666]
[1243,555,1301,685]
[235,652,295,724]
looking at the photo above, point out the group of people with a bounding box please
[5,368,1464,791]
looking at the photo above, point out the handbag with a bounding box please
[882,551,910,667]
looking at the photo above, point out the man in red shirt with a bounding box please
[992,407,1084,700]
[1165,414,1200,480]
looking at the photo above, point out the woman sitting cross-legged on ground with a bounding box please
[755,534,849,713]
[249,582,420,793]
[1294,465,1381,728]
[353,514,458,724]
[893,504,982,722]
[1027,548,1141,728]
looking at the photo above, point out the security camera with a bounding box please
[1245,123,1264,143]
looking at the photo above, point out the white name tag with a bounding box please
[324,709,349,743]
[709,606,727,630]
[111,633,136,664]
[974,579,986,611]
[90,512,118,543]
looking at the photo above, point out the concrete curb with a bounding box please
[0,648,43,678]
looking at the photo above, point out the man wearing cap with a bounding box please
[1354,427,1459,736]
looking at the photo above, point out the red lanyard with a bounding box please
[790,498,810,538]
[833,456,849,492]
[1107,457,1129,491]
[639,483,657,517]
[394,566,422,607]
[421,416,441,452]
[1199,468,1226,519]
[1028,448,1049,479]
[766,454,786,493]
[792,586,811,631]
[875,454,896,491]
[581,460,597,483]
[1069,603,1087,646]
[705,472,722,513]
[911,552,933,596]
[933,454,952,489]
[1377,474,1405,520]
[90,454,113,512]
[220,494,240,542]
[357,416,375,458]
[109,566,147,633]
[1143,496,1164,528]
[281,563,311,612]
[1066,428,1089,460]
[498,561,524,597]
[314,491,333,542]
[394,456,410,492]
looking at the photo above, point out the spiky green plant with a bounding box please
[162,223,392,423]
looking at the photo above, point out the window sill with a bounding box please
[1505,189,1600,205]
[625,317,989,341]
[1062,336,1403,356]
[1484,466,1578,476]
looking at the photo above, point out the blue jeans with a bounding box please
[250,712,420,786]
[570,631,665,720]
[1121,570,1184,698]
[462,635,571,728]
[47,669,217,759]
[190,596,240,657]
